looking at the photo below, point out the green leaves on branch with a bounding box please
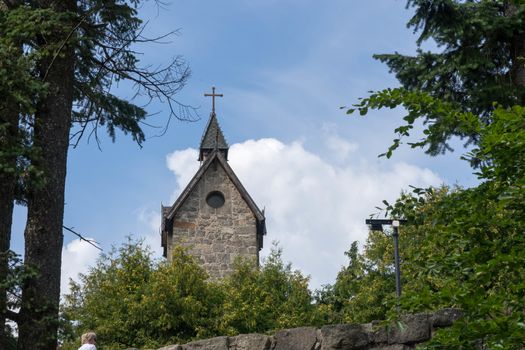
[393,182,525,348]
[220,245,317,335]
[315,240,398,325]
[1,1,192,151]
[344,82,525,350]
[71,0,193,147]
[348,88,480,158]
[347,0,525,159]
[343,1,525,347]
[467,105,525,185]
[0,0,193,203]
[0,7,56,187]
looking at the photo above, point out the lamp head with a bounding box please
[370,222,384,232]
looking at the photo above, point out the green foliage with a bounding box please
[326,113,525,345]
[341,1,525,348]
[380,0,524,113]
[0,251,38,349]
[347,0,525,157]
[346,115,525,345]
[72,0,147,145]
[315,237,399,325]
[349,88,480,159]
[0,0,192,198]
[70,0,193,146]
[0,7,49,112]
[0,6,50,189]
[0,1,190,149]
[61,241,320,349]
[469,105,525,190]
[0,250,38,320]
[219,245,317,334]
[392,183,524,348]
[61,240,224,349]
[1,2,191,347]
[62,239,155,349]
[140,247,223,344]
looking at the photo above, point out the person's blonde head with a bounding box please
[81,332,96,344]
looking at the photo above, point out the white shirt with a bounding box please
[78,344,96,350]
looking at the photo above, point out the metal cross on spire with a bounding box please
[204,86,223,114]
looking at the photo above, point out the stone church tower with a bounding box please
[161,89,266,279]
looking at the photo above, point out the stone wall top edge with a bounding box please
[151,309,461,350]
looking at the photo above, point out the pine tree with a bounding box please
[351,0,525,157]
[0,1,192,348]
[345,1,525,347]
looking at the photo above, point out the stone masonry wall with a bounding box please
[168,161,259,279]
[152,309,462,350]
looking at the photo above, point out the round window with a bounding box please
[206,191,225,208]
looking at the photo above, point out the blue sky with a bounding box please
[12,0,477,291]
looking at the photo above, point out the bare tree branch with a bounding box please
[62,225,102,251]
[42,9,96,82]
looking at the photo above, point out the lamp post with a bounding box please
[392,220,402,298]
[365,219,407,298]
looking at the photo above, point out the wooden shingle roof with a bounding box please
[199,112,228,161]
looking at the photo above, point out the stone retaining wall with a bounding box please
[151,309,462,350]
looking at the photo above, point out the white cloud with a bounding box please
[61,239,100,296]
[166,148,200,202]
[135,207,163,257]
[166,136,441,289]
[322,123,359,163]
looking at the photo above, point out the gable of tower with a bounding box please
[161,151,266,278]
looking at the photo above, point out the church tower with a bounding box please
[161,87,266,279]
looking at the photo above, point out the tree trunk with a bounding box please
[17,1,75,348]
[0,2,20,348]
[505,1,525,100]
[511,32,525,90]
[0,115,17,350]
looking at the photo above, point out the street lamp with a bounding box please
[365,219,407,298]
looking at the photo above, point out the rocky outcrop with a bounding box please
[153,309,461,350]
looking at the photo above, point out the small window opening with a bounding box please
[206,191,225,208]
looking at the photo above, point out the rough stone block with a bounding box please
[368,345,412,350]
[181,336,228,350]
[388,313,430,345]
[229,333,272,350]
[362,321,387,344]
[430,308,463,328]
[320,324,370,350]
[156,346,182,350]
[212,243,225,252]
[274,327,318,350]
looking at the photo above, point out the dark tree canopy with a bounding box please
[350,0,525,156]
[343,0,525,348]
[71,0,194,147]
[0,1,192,349]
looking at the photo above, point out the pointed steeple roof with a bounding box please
[199,112,229,161]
